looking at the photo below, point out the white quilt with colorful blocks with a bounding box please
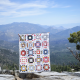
[19,32,50,73]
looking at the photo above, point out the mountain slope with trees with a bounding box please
[0,48,18,69]
[0,23,80,66]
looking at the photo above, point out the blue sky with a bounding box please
[0,0,80,28]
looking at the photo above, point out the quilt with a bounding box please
[19,32,50,73]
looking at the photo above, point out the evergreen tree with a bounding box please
[68,31,80,62]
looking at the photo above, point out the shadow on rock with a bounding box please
[19,73,40,79]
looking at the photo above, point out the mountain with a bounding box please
[0,22,65,41]
[35,24,66,30]
[46,27,63,34]
[56,26,66,30]
[0,22,80,42]
[51,26,80,40]
[0,22,46,33]
[0,22,45,41]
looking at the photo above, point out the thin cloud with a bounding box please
[0,0,48,17]
[0,11,17,16]
[52,4,71,8]
[52,4,59,8]
[14,10,46,17]
[0,9,46,17]
[62,6,71,8]
[0,0,47,10]
[0,0,71,18]
[0,0,16,6]
[17,3,47,10]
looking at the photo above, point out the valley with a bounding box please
[0,22,80,66]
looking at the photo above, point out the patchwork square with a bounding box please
[42,33,49,40]
[20,42,26,49]
[35,55,42,64]
[28,57,34,63]
[21,50,26,56]
[36,50,40,54]
[34,34,41,40]
[36,65,42,71]
[43,35,47,40]
[28,50,34,56]
[35,41,41,48]
[37,58,41,62]
[29,43,32,47]
[28,65,35,71]
[28,35,33,40]
[20,35,26,41]
[29,50,33,55]
[43,64,49,71]
[20,57,27,65]
[27,41,34,49]
[36,34,39,39]
[36,34,41,39]
[43,41,47,46]
[43,56,49,63]
[20,65,27,72]
[43,49,48,55]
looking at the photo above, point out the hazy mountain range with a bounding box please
[0,22,80,41]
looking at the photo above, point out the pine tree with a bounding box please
[68,31,80,62]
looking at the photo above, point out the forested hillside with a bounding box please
[0,22,80,67]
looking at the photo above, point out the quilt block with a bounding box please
[19,32,50,73]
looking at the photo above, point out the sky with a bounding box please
[0,0,80,28]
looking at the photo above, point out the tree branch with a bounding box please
[67,47,80,62]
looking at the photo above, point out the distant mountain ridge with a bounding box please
[0,22,65,41]
[53,26,80,40]
[0,22,80,41]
